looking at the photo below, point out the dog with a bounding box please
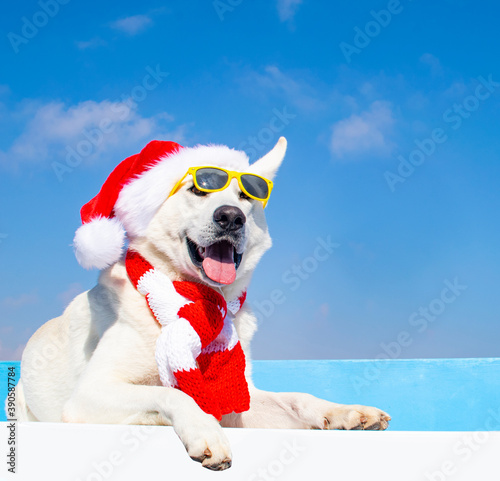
[14,137,390,471]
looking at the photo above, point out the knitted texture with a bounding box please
[125,250,250,420]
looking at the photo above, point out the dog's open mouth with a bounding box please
[187,238,243,285]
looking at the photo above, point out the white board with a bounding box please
[2,422,499,480]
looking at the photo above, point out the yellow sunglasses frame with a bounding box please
[168,166,274,208]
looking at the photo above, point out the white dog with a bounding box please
[15,137,390,471]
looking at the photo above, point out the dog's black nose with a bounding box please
[213,205,246,231]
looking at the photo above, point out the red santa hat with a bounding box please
[73,140,250,270]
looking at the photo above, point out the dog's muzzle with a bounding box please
[187,205,246,286]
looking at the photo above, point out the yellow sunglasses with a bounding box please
[168,166,274,207]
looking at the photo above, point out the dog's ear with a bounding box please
[248,137,287,181]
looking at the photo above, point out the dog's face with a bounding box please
[145,138,287,292]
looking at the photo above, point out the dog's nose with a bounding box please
[213,205,246,231]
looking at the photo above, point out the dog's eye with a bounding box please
[239,191,251,201]
[189,186,208,196]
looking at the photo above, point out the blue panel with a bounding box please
[2,359,500,431]
[0,361,20,422]
[252,358,500,431]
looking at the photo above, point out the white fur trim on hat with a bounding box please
[73,217,126,270]
[115,145,250,238]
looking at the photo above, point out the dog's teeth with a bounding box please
[197,247,205,258]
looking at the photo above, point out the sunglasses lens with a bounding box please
[195,168,228,191]
[240,174,269,200]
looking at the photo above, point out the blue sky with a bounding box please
[1,0,499,361]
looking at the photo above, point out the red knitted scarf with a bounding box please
[125,250,250,420]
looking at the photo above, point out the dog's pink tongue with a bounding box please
[202,242,236,285]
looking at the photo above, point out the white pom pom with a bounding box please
[73,217,126,270]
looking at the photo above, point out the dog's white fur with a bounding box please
[15,137,390,471]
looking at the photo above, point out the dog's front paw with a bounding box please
[173,411,232,470]
[324,404,391,431]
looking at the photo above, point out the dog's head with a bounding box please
[144,138,287,293]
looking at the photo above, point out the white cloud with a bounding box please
[1,291,39,309]
[0,99,187,172]
[420,53,443,76]
[330,101,395,159]
[110,14,153,35]
[76,37,107,50]
[277,0,302,22]
[242,65,322,112]
[318,303,330,318]
[443,81,467,98]
[57,283,84,308]
[0,339,25,361]
[78,10,168,47]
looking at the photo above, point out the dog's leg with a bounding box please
[59,312,233,471]
[63,383,232,471]
[222,388,390,430]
